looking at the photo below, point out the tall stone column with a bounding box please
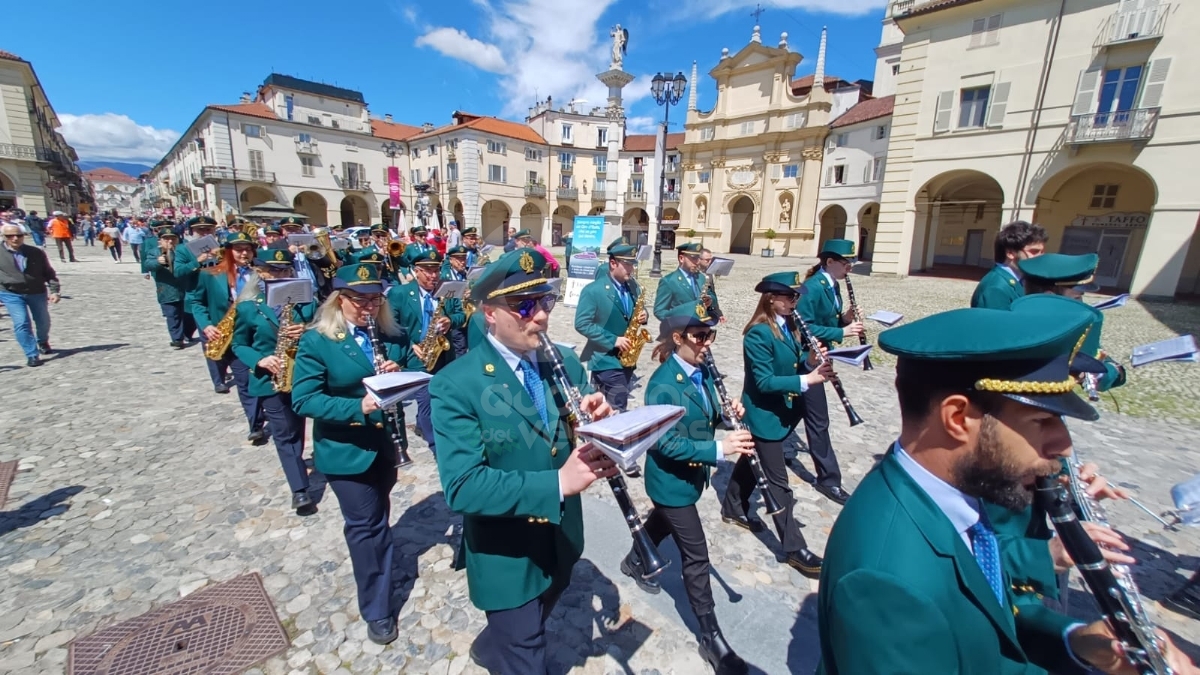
[597,68,634,244]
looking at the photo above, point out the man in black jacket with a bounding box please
[0,223,60,366]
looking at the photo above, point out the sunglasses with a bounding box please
[342,293,384,307]
[684,330,718,344]
[502,294,556,319]
[3,233,24,238]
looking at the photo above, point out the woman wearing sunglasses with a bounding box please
[623,302,756,674]
[721,272,832,579]
[290,263,422,646]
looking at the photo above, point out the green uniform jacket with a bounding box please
[440,266,468,282]
[741,322,809,441]
[290,327,421,475]
[653,268,712,321]
[231,297,318,398]
[189,269,235,330]
[817,450,1087,675]
[140,239,187,305]
[430,338,591,612]
[972,265,1023,310]
[385,281,466,371]
[466,312,487,350]
[797,271,846,346]
[642,356,721,507]
[593,264,609,281]
[575,276,642,373]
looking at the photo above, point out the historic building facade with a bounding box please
[874,0,1198,297]
[0,50,87,215]
[85,167,139,215]
[676,27,843,257]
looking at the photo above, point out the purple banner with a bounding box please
[388,166,401,207]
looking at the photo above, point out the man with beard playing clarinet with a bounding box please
[623,302,755,675]
[817,305,1198,674]
[430,248,617,675]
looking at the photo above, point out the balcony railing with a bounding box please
[1097,4,1170,47]
[891,0,915,17]
[557,187,578,200]
[201,167,277,183]
[663,191,681,204]
[336,177,371,191]
[295,139,320,154]
[1066,108,1159,145]
[525,184,547,198]
[560,163,574,173]
[664,163,679,174]
[446,180,458,192]
[625,190,646,202]
[592,190,609,202]
[0,143,55,162]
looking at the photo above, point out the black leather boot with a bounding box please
[620,547,661,594]
[697,612,748,674]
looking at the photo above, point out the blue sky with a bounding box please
[4,0,888,164]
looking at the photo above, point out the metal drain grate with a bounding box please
[68,573,290,675]
[0,459,17,510]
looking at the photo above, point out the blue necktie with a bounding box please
[968,515,1006,608]
[422,293,434,338]
[688,273,699,297]
[354,327,374,362]
[518,358,549,427]
[235,267,249,296]
[781,323,796,347]
[618,284,631,316]
[689,370,711,414]
[833,281,842,312]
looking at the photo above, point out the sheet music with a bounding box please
[362,371,434,408]
[467,267,487,282]
[867,310,904,326]
[330,238,352,251]
[435,280,467,299]
[185,235,219,257]
[636,245,652,262]
[1131,335,1199,367]
[706,257,734,277]
[827,344,873,366]
[264,279,314,306]
[1091,293,1130,311]
[287,234,317,248]
[576,405,685,473]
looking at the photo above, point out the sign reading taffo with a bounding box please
[1069,212,1150,229]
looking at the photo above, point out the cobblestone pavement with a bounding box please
[1,244,1199,674]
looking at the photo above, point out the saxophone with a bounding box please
[271,303,299,393]
[203,275,238,360]
[618,290,650,368]
[419,295,451,371]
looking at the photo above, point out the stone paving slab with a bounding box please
[0,245,1198,675]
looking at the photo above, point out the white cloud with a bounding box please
[415,27,508,73]
[58,113,180,162]
[625,116,660,135]
[690,0,887,19]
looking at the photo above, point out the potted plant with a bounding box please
[684,228,696,244]
[762,228,777,257]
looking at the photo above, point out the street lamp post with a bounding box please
[381,142,401,232]
[648,71,687,278]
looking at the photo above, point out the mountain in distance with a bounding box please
[78,161,153,177]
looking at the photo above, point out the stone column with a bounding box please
[795,147,823,257]
[459,137,482,237]
[597,68,635,244]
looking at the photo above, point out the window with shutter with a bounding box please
[985,14,1002,46]
[771,165,782,180]
[934,91,954,132]
[1139,58,1171,109]
[986,82,1011,127]
[824,167,833,186]
[969,18,986,48]
[1071,67,1102,116]
[863,161,872,183]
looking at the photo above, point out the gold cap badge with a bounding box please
[274,250,285,261]
[356,265,371,281]
[519,251,534,274]
[695,303,710,321]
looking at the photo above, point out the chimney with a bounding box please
[385,113,393,123]
[239,91,252,104]
[422,122,434,133]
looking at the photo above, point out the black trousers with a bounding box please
[326,445,396,622]
[802,382,842,487]
[160,301,197,342]
[476,578,568,675]
[414,387,436,458]
[646,502,715,617]
[591,367,635,412]
[721,437,808,553]
[449,326,468,358]
[261,392,309,493]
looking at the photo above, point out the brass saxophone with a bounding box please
[700,272,713,308]
[204,304,237,360]
[271,303,299,393]
[419,295,451,371]
[618,290,650,368]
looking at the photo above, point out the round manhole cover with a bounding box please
[95,600,254,675]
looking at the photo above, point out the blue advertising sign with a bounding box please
[567,215,605,279]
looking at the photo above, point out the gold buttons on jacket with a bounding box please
[485,363,495,374]
[526,517,550,524]
[350,422,363,427]
[676,374,684,382]
[375,423,384,429]
[551,448,557,457]
[688,462,701,468]
[793,362,799,369]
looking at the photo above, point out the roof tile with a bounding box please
[208,102,278,122]
[83,168,138,183]
[0,50,21,61]
[371,118,423,141]
[831,95,895,128]
[623,133,684,152]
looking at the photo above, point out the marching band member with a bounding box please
[593,237,627,280]
[141,225,195,349]
[970,220,1047,310]
[430,248,616,674]
[574,241,646,411]
[816,306,1197,675]
[386,249,464,458]
[231,246,317,514]
[190,231,265,441]
[623,302,754,675]
[696,248,725,323]
[652,242,721,320]
[441,246,469,282]
[795,239,860,505]
[174,216,229,392]
[461,226,482,267]
[407,224,433,258]
[290,263,422,645]
[721,272,831,578]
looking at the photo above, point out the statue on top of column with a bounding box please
[610,25,628,70]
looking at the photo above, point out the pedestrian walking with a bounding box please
[123,220,146,263]
[24,211,46,247]
[0,223,59,367]
[83,220,96,246]
[48,211,77,262]
[101,222,123,262]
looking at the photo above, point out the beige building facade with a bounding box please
[874,0,1199,297]
[677,27,841,257]
[0,51,87,215]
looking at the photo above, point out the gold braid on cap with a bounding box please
[974,377,1077,394]
[486,277,547,300]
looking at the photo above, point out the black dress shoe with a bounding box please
[697,613,748,675]
[785,548,823,578]
[366,617,398,645]
[620,550,661,595]
[248,429,267,445]
[214,383,230,394]
[37,342,52,355]
[26,357,42,367]
[169,340,185,349]
[469,637,493,672]
[720,512,766,533]
[814,484,851,505]
[291,491,313,510]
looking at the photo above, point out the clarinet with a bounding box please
[791,310,865,427]
[537,332,668,580]
[364,316,414,468]
[702,351,785,515]
[1034,475,1172,675]
[843,276,873,371]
